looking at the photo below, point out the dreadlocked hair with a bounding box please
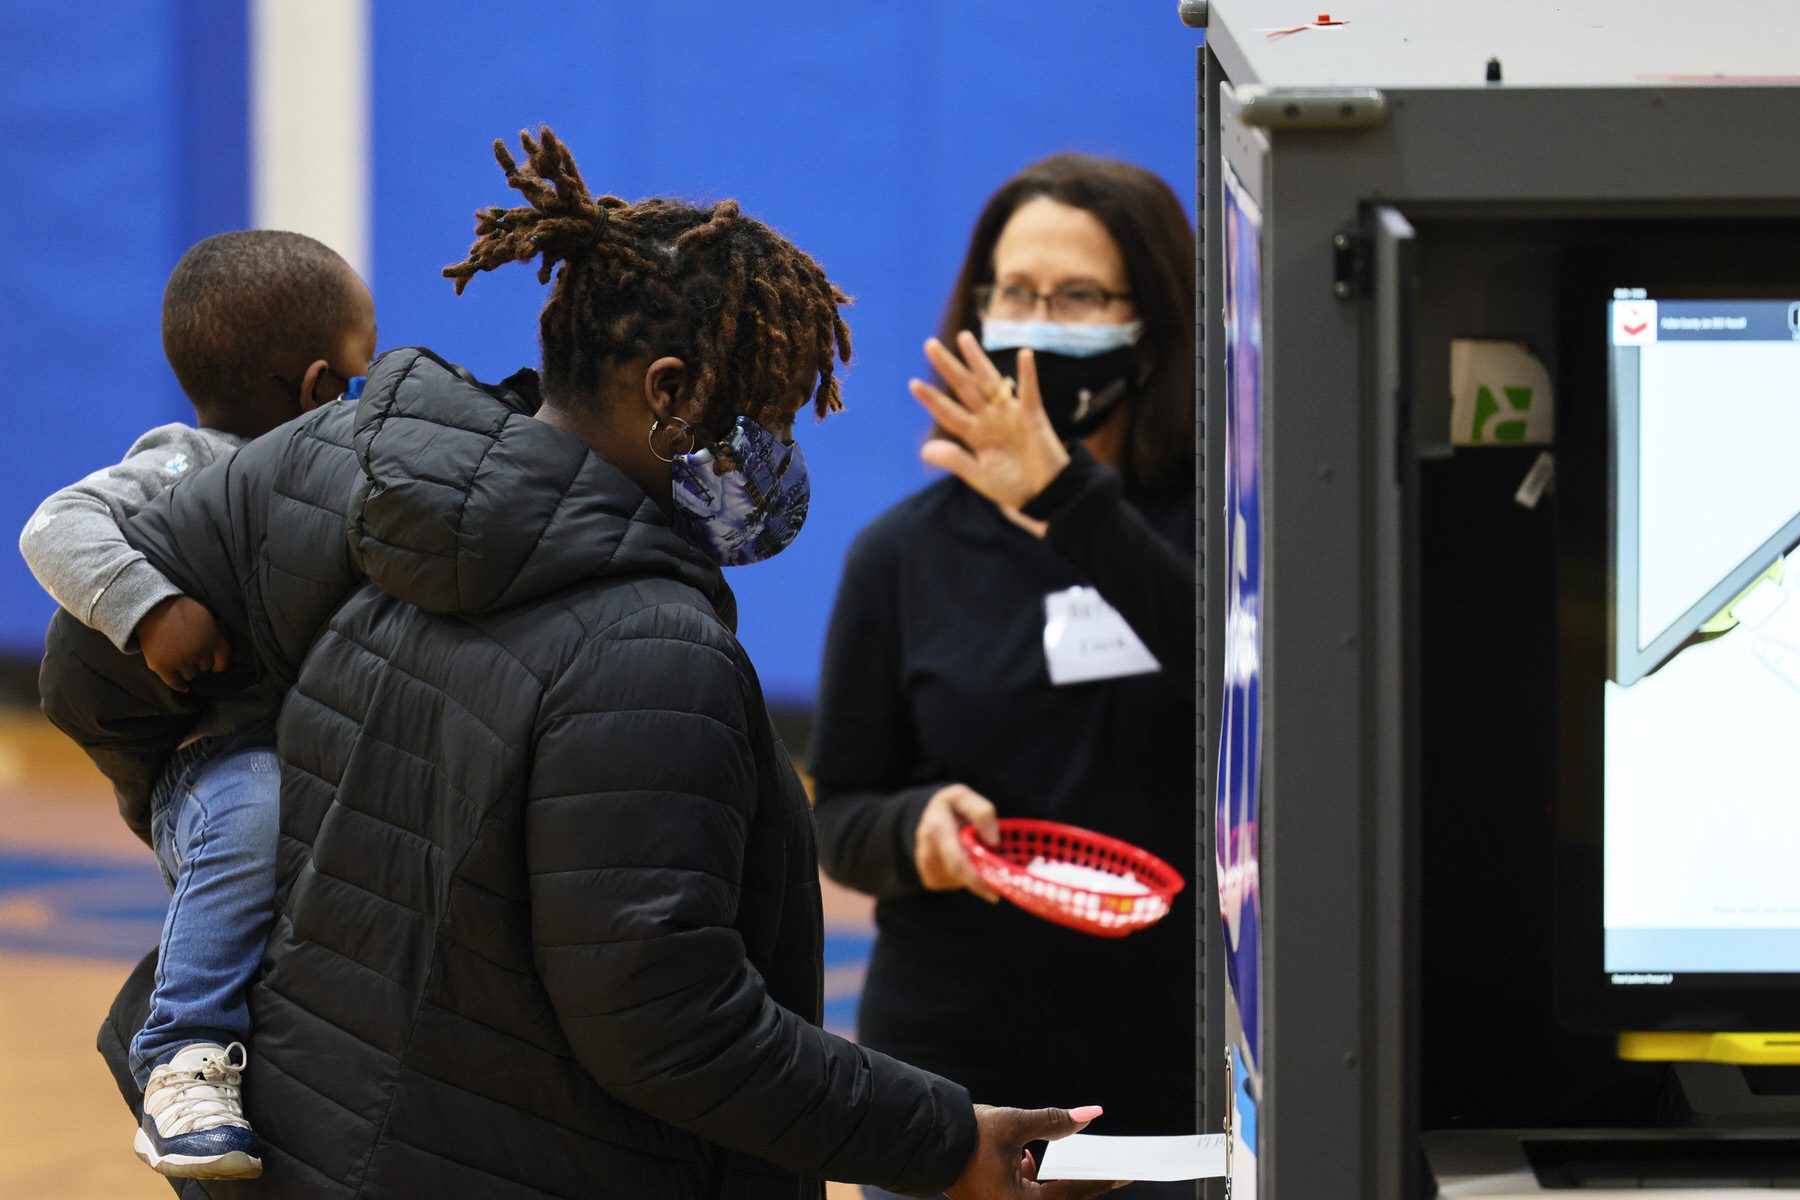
[443,126,852,431]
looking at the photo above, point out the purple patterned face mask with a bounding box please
[670,415,811,567]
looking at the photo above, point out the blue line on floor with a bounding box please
[0,849,165,960]
[1,849,876,1037]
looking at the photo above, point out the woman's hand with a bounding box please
[915,784,1002,902]
[911,332,1071,515]
[945,1104,1119,1200]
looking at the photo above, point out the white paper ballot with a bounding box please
[1043,586,1162,686]
[1037,1133,1227,1182]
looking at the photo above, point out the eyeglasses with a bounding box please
[975,282,1134,323]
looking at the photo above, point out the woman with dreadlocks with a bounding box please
[50,128,1117,1199]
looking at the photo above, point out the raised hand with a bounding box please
[911,332,1071,513]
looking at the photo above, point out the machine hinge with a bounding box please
[1333,231,1369,300]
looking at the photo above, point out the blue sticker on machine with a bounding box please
[1218,160,1264,1091]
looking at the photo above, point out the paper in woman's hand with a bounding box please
[1036,1133,1227,1182]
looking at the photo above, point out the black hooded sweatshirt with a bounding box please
[39,348,977,1200]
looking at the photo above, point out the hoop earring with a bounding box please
[648,416,695,463]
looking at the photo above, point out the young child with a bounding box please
[19,230,376,1180]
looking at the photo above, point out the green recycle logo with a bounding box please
[1472,384,1533,443]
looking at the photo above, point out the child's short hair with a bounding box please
[161,231,362,414]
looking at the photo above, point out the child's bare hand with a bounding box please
[135,596,230,691]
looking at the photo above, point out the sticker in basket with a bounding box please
[1024,857,1150,896]
[1043,585,1161,685]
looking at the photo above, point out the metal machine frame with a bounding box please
[1186,4,1800,1195]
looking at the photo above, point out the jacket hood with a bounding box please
[348,347,733,624]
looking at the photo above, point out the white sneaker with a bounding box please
[133,1041,263,1179]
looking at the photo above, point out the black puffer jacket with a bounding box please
[42,349,977,1199]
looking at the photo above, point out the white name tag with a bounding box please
[1043,585,1162,686]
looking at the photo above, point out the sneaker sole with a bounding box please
[133,1127,263,1179]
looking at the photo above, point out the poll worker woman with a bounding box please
[41,129,1120,1200]
[810,154,1199,1200]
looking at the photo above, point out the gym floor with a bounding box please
[0,708,872,1200]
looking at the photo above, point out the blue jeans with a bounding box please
[128,731,280,1087]
[864,1183,1195,1199]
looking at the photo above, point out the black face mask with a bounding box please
[986,344,1147,440]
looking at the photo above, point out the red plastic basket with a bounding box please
[959,818,1186,938]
